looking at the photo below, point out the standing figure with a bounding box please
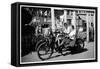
[35,25,42,36]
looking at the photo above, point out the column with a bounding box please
[72,11,76,29]
[86,13,89,42]
[51,8,55,32]
[62,10,67,29]
[71,11,76,46]
[64,10,67,23]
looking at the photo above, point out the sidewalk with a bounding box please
[21,41,95,63]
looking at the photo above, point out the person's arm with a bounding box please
[66,26,72,34]
[69,29,76,39]
[35,26,38,36]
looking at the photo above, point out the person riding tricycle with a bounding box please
[36,23,85,60]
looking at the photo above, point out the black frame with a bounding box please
[11,2,98,67]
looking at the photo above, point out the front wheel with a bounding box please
[37,42,53,60]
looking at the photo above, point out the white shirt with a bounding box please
[63,25,72,34]
[69,29,76,39]
[63,25,76,39]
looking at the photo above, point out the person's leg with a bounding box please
[69,38,76,47]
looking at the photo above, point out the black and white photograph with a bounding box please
[20,5,97,64]
[11,2,97,66]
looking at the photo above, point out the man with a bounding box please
[35,25,42,36]
[63,23,76,40]
[61,22,76,47]
[68,25,76,40]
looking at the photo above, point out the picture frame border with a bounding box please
[11,2,98,67]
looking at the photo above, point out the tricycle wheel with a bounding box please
[75,38,85,49]
[37,42,53,60]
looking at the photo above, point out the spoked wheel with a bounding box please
[37,42,53,60]
[75,38,85,50]
[60,45,71,56]
[77,39,84,48]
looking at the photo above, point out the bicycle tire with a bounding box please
[37,42,53,60]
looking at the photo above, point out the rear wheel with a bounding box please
[60,44,71,56]
[37,42,53,60]
[75,38,85,49]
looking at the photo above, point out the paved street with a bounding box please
[21,42,95,63]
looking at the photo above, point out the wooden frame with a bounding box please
[11,2,98,67]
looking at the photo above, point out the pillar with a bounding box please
[72,11,76,29]
[86,13,89,42]
[64,10,67,23]
[51,8,55,32]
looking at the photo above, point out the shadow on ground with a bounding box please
[70,48,88,55]
[46,47,88,60]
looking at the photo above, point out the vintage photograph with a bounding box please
[20,5,96,64]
